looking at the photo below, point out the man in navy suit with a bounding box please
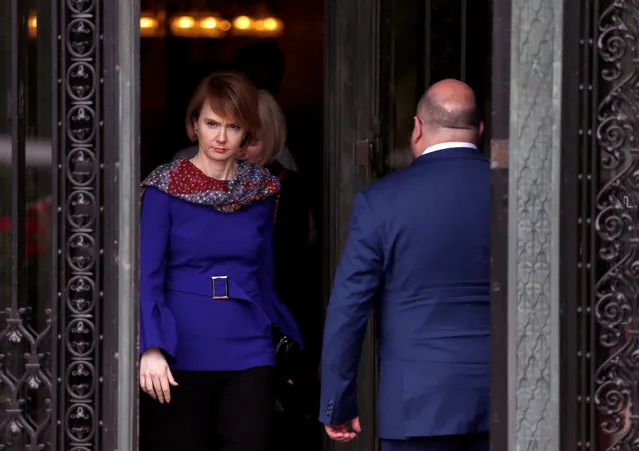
[319,79,490,451]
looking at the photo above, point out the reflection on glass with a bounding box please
[0,0,53,449]
[0,0,15,447]
[0,0,11,309]
[23,0,53,447]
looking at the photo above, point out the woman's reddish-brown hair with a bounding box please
[185,71,261,142]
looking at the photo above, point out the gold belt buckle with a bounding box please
[211,276,229,300]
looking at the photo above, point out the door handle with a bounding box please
[356,140,384,178]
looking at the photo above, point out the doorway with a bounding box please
[0,0,494,449]
[323,0,493,450]
[138,1,325,451]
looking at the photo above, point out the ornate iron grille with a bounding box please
[0,0,107,449]
[55,0,104,449]
[593,1,639,448]
[0,0,53,449]
[568,0,639,449]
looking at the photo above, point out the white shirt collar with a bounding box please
[421,142,477,156]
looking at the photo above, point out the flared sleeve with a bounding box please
[258,196,303,346]
[140,187,178,358]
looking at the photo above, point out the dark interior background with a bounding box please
[138,5,326,447]
[139,0,324,222]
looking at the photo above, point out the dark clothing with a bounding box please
[320,146,491,439]
[268,161,322,451]
[381,433,489,451]
[140,366,276,451]
[268,162,319,357]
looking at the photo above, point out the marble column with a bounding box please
[507,0,563,449]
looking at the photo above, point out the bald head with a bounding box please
[410,79,482,156]
[417,79,480,131]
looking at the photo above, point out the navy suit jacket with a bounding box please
[319,146,490,439]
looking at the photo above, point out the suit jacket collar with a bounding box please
[412,146,484,166]
[422,141,477,156]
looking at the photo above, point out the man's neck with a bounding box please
[421,141,477,156]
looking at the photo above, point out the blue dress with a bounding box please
[139,167,302,372]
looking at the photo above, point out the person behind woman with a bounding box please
[138,72,302,451]
[243,91,318,354]
[243,90,322,451]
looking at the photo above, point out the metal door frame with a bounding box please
[0,0,139,448]
[323,0,383,449]
[51,0,139,449]
[324,1,499,451]
[489,0,511,449]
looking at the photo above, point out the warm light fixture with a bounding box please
[140,17,157,29]
[231,15,283,37]
[170,14,226,38]
[263,18,279,31]
[176,16,195,28]
[26,10,289,40]
[201,17,217,29]
[140,14,163,37]
[28,15,37,38]
[233,16,252,30]
[26,12,284,40]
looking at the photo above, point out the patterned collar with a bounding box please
[141,158,280,213]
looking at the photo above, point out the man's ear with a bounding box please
[411,116,422,146]
[478,121,485,138]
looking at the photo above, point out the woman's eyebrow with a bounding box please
[202,117,239,125]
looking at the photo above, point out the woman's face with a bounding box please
[243,134,267,166]
[194,100,246,163]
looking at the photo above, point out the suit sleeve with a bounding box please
[258,196,303,346]
[319,191,383,425]
[139,187,178,358]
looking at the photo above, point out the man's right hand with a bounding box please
[140,347,178,404]
[325,417,361,443]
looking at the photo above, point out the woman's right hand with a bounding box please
[140,347,178,403]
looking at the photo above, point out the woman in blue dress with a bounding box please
[138,72,302,451]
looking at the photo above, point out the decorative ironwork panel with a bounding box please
[0,0,55,449]
[591,1,639,449]
[566,1,639,449]
[1,0,118,448]
[55,0,104,449]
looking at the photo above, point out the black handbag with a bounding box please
[271,324,302,379]
[271,324,321,418]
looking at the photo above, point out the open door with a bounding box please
[323,1,492,450]
[323,0,383,449]
[0,0,139,448]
